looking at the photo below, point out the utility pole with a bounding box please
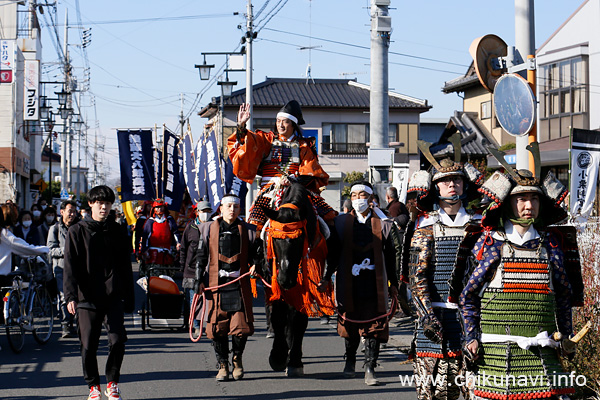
[514,0,536,172]
[369,0,392,183]
[61,8,69,193]
[245,0,255,218]
[179,93,185,137]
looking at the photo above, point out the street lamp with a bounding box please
[39,96,51,121]
[55,87,69,106]
[195,56,215,81]
[217,71,237,97]
[59,105,73,120]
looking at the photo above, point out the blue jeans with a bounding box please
[54,266,74,326]
[184,288,201,329]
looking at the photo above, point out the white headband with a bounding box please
[276,112,298,125]
[350,184,373,195]
[221,196,240,205]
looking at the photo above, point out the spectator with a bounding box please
[64,185,134,400]
[180,199,212,338]
[37,206,57,244]
[133,202,151,260]
[31,203,43,227]
[0,203,49,293]
[14,210,42,245]
[385,186,409,228]
[341,199,352,214]
[38,199,49,210]
[47,200,79,338]
[80,207,90,220]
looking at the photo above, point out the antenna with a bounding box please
[305,0,315,84]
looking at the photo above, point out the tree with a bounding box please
[341,171,366,198]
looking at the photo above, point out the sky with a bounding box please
[39,0,584,183]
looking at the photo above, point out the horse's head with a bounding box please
[262,183,317,290]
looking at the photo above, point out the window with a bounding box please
[481,101,491,119]
[254,118,276,132]
[322,123,368,154]
[539,56,588,141]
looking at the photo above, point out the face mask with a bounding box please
[32,210,41,217]
[46,216,55,224]
[81,213,88,219]
[198,212,210,223]
[352,198,370,214]
[22,220,32,228]
[41,205,47,210]
[154,216,166,223]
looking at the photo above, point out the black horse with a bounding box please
[260,182,320,377]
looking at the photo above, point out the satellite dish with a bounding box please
[469,34,508,92]
[493,73,536,137]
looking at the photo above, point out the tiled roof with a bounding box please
[430,111,499,158]
[441,62,480,94]
[217,78,430,110]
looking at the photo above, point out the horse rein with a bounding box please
[189,271,272,342]
[337,297,398,325]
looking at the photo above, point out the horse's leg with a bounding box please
[269,299,289,372]
[286,306,308,369]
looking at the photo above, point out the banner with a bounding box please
[570,128,600,218]
[23,60,39,120]
[122,200,136,226]
[161,129,185,212]
[224,156,248,213]
[204,130,224,208]
[0,40,14,83]
[181,132,200,204]
[194,135,207,202]
[117,130,155,202]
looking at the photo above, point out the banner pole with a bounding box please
[154,124,158,199]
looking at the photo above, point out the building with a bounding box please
[441,0,599,188]
[199,77,430,209]
[0,4,44,208]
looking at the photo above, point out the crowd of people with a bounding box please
[0,100,581,400]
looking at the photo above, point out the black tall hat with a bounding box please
[277,100,305,125]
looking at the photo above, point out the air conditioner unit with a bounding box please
[374,0,391,6]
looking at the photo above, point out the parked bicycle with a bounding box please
[2,255,55,353]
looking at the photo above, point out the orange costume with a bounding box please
[227,127,336,228]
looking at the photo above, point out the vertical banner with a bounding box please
[181,132,200,203]
[162,129,185,211]
[23,60,39,120]
[204,129,224,208]
[0,40,14,83]
[117,130,156,202]
[224,156,248,213]
[194,135,207,201]
[570,128,600,219]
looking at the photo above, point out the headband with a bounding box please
[276,112,298,125]
[350,184,373,195]
[221,196,240,205]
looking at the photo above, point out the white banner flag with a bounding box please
[24,60,39,120]
[570,128,600,218]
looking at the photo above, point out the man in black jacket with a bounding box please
[64,185,134,400]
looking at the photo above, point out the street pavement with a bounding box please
[0,274,418,399]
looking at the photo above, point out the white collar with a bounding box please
[372,207,388,221]
[498,220,540,246]
[438,206,470,227]
[356,210,372,224]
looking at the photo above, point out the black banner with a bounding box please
[117,130,155,202]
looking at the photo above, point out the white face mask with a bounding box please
[198,212,210,223]
[46,215,55,224]
[154,216,166,223]
[41,205,47,210]
[22,220,32,228]
[32,210,41,217]
[352,198,370,214]
[81,212,88,219]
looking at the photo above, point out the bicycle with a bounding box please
[2,256,55,353]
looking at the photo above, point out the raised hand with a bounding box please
[237,103,251,125]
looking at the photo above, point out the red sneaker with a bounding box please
[104,382,122,400]
[87,385,101,400]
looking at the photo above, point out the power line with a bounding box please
[40,13,234,27]
[263,27,469,68]
[258,38,465,75]
[256,0,289,33]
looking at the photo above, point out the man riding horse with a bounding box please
[228,101,337,377]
